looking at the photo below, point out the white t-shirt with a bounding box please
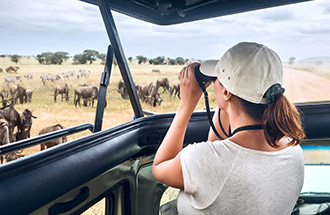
[178,139,304,215]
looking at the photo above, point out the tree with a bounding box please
[128,57,133,63]
[36,52,68,65]
[73,54,87,64]
[136,55,148,64]
[10,55,21,64]
[54,52,69,64]
[98,53,107,65]
[288,57,295,65]
[36,52,53,64]
[175,57,185,65]
[83,49,99,64]
[149,56,166,65]
[167,58,177,65]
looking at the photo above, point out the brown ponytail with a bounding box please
[237,94,305,147]
[262,94,305,147]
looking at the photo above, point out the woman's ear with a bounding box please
[223,88,232,101]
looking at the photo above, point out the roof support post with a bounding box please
[97,0,144,119]
[93,45,113,132]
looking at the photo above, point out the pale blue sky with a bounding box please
[1,0,330,61]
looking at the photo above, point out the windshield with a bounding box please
[1,0,329,179]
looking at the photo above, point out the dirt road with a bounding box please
[283,67,330,103]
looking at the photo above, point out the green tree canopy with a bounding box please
[128,57,133,63]
[36,52,68,65]
[136,55,148,64]
[83,49,99,64]
[97,53,107,65]
[73,54,87,64]
[10,55,21,64]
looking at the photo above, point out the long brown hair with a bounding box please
[238,94,305,147]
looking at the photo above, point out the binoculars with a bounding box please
[194,64,217,89]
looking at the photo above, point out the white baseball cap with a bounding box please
[200,42,283,104]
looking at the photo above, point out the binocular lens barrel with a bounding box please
[194,64,217,84]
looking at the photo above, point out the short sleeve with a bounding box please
[180,140,240,209]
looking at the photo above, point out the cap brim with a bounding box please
[200,60,219,77]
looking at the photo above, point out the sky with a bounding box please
[1,0,330,62]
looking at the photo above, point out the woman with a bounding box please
[153,42,305,214]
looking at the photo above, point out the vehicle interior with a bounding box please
[0,0,330,214]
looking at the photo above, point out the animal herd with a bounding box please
[0,65,181,164]
[0,67,94,165]
[117,76,180,107]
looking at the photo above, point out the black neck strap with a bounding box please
[200,82,264,140]
[231,124,264,136]
[218,108,231,137]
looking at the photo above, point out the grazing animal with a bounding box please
[117,80,128,99]
[26,89,32,103]
[24,73,34,80]
[74,86,98,108]
[79,69,90,78]
[152,69,161,73]
[5,66,20,73]
[145,85,163,107]
[0,68,3,73]
[0,104,25,142]
[10,85,27,104]
[0,117,10,164]
[0,89,9,107]
[19,109,37,139]
[155,77,170,93]
[39,124,67,151]
[54,83,69,102]
[4,76,22,85]
[5,151,24,163]
[170,83,180,99]
[138,83,153,101]
[40,74,59,85]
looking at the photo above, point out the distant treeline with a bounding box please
[1,51,201,65]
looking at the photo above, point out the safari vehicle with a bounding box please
[1,0,330,214]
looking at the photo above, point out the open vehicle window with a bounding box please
[1,0,330,214]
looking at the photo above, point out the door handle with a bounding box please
[49,186,90,215]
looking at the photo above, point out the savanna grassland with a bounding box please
[0,57,218,159]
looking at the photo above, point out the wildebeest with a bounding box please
[39,124,67,151]
[170,83,180,99]
[74,86,98,108]
[10,84,27,104]
[145,85,163,107]
[19,109,37,139]
[4,76,22,85]
[26,89,32,103]
[156,77,170,93]
[0,117,10,164]
[138,83,153,101]
[54,83,69,102]
[0,104,25,142]
[0,89,9,107]
[152,69,161,73]
[0,68,3,73]
[117,80,129,99]
[5,66,20,73]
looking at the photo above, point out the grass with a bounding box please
[1,57,213,213]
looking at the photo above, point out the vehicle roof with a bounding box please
[80,0,311,25]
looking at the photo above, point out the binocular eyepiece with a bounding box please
[194,64,217,90]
